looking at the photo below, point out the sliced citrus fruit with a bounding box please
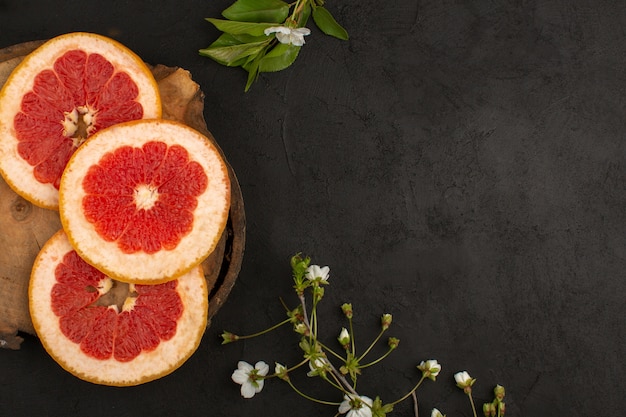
[29,230,208,386]
[59,119,231,284]
[0,32,162,210]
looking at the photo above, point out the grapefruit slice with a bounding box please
[0,32,161,210]
[29,230,208,386]
[59,119,231,284]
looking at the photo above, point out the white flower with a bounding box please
[454,370,476,390]
[338,327,350,346]
[274,362,289,380]
[231,360,269,398]
[338,394,374,417]
[305,264,330,282]
[264,25,311,46]
[417,359,441,380]
[307,356,330,377]
[431,408,445,417]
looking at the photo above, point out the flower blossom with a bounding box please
[417,359,441,381]
[264,26,311,46]
[454,370,476,393]
[338,394,374,417]
[307,356,330,377]
[231,360,269,398]
[305,264,330,282]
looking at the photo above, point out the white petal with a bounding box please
[318,265,330,280]
[240,382,256,398]
[255,361,270,376]
[231,369,249,384]
[237,361,253,372]
[275,362,286,374]
[264,26,291,36]
[275,32,291,44]
[290,34,305,46]
[431,409,443,417]
[338,398,352,414]
[361,396,374,407]
[255,378,265,393]
[356,407,373,417]
[293,27,311,36]
[306,265,320,280]
[454,371,469,384]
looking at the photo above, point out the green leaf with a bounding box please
[312,7,349,40]
[206,18,275,36]
[244,59,261,92]
[210,32,268,47]
[258,42,301,73]
[222,0,290,23]
[199,40,269,66]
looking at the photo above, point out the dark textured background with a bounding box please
[1,0,624,415]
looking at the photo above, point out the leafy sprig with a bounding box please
[221,254,507,417]
[200,0,348,91]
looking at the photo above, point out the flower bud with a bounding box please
[381,313,393,330]
[341,303,353,319]
[494,384,505,401]
[482,403,495,417]
[221,331,239,344]
[498,402,505,416]
[294,323,309,336]
[388,337,400,349]
[337,327,350,348]
[417,359,441,381]
[454,371,476,393]
[274,362,289,381]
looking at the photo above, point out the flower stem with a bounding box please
[298,291,359,397]
[390,375,426,406]
[230,317,292,340]
[348,317,355,356]
[317,340,345,362]
[468,392,478,417]
[286,357,310,373]
[287,378,341,406]
[358,345,395,369]
[323,371,345,392]
[356,328,384,362]
[411,391,419,417]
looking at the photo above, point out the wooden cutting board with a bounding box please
[0,40,245,349]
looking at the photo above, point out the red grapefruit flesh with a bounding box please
[0,32,161,209]
[29,230,208,386]
[59,119,231,284]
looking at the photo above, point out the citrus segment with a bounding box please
[80,141,208,254]
[29,230,208,386]
[0,32,161,209]
[59,119,231,284]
